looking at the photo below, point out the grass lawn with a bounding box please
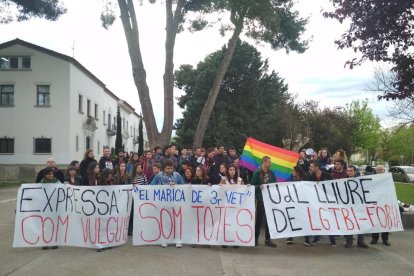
[395,182,414,204]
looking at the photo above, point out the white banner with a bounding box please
[133,185,255,246]
[262,173,404,239]
[13,184,133,249]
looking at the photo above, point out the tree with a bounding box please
[115,105,123,151]
[175,41,290,151]
[138,117,144,156]
[345,100,381,161]
[379,125,414,166]
[367,67,414,127]
[324,0,414,100]
[0,0,66,24]
[192,0,308,148]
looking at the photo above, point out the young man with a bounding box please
[344,166,369,248]
[214,145,227,172]
[371,165,391,246]
[149,163,162,183]
[233,157,250,184]
[307,160,336,246]
[179,160,192,179]
[99,147,114,171]
[150,160,184,248]
[35,158,64,183]
[113,149,127,170]
[227,147,238,165]
[159,145,178,171]
[250,156,277,247]
[331,160,348,179]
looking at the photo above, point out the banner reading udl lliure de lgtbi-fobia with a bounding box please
[262,173,403,239]
[13,184,256,248]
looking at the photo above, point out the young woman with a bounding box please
[64,165,82,185]
[83,162,101,186]
[131,163,148,186]
[220,165,244,185]
[286,165,311,247]
[100,168,114,185]
[213,163,227,184]
[127,153,139,174]
[114,161,130,185]
[183,167,193,184]
[191,165,210,185]
[140,150,155,180]
[318,147,333,171]
[79,150,97,179]
[40,167,60,184]
[69,160,80,176]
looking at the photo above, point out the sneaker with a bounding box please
[233,246,239,249]
[255,240,258,247]
[265,240,277,248]
[357,242,368,249]
[345,243,352,248]
[330,241,337,247]
[161,243,168,248]
[50,246,58,250]
[221,245,228,248]
[96,249,102,252]
[304,241,311,247]
[311,239,319,246]
[286,239,294,245]
[382,241,391,246]
[370,240,378,245]
[176,243,182,248]
[42,246,48,250]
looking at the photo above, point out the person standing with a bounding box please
[183,167,193,184]
[371,165,391,246]
[191,165,210,185]
[64,165,82,185]
[227,147,238,165]
[251,156,277,247]
[344,166,369,248]
[140,150,155,180]
[220,165,244,185]
[150,160,184,248]
[307,160,336,246]
[127,153,140,174]
[331,160,348,180]
[159,145,178,171]
[99,147,114,171]
[79,150,97,180]
[35,157,64,183]
[114,162,131,185]
[214,145,227,172]
[82,162,101,186]
[113,149,127,170]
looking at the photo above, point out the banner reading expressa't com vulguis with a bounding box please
[262,173,403,239]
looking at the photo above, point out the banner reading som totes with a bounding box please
[133,185,255,246]
[262,173,404,239]
[13,184,133,248]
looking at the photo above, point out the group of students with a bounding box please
[34,145,391,250]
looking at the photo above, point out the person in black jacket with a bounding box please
[213,145,228,172]
[191,165,210,185]
[99,147,114,171]
[79,150,97,179]
[35,157,64,183]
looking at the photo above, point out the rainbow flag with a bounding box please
[240,137,300,182]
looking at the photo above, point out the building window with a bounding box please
[0,137,14,154]
[0,85,14,106]
[0,56,31,69]
[127,121,129,132]
[76,135,79,152]
[22,57,31,69]
[103,111,106,125]
[34,137,51,154]
[87,99,91,116]
[108,114,111,130]
[98,141,101,154]
[113,117,116,130]
[123,118,125,129]
[36,85,50,106]
[78,95,83,113]
[95,104,98,119]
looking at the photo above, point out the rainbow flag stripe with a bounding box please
[240,137,300,182]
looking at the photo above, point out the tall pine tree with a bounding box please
[115,105,123,151]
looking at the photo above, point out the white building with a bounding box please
[0,38,147,167]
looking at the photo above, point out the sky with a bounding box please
[1,0,394,128]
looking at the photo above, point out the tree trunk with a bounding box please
[192,22,243,148]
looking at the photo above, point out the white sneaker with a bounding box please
[176,243,182,248]
[161,243,168,248]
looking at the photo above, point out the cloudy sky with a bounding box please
[1,0,394,128]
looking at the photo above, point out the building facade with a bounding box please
[0,39,147,167]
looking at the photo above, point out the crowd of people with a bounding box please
[34,144,392,250]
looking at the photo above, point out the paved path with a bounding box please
[1,186,414,276]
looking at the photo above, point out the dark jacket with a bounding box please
[79,157,97,179]
[36,167,64,183]
[191,177,210,185]
[99,156,114,171]
[214,154,228,170]
[331,170,348,180]
[306,171,333,182]
[64,176,82,185]
[250,168,277,201]
[159,155,178,170]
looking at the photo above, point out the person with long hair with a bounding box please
[79,149,97,179]
[69,160,80,176]
[212,163,227,184]
[82,162,101,186]
[114,161,130,185]
[64,165,82,185]
[183,167,193,184]
[191,165,210,185]
[100,168,114,185]
[127,153,140,174]
[220,165,244,185]
[318,147,333,171]
[131,163,148,186]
